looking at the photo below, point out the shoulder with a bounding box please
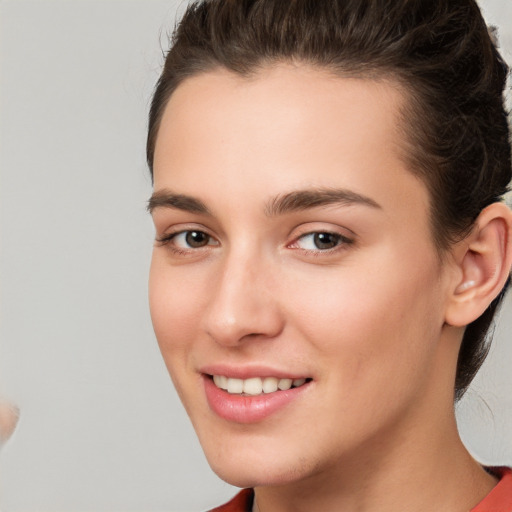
[208,488,254,512]
[471,467,512,512]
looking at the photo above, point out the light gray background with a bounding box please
[0,1,511,510]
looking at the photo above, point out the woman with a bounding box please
[146,1,512,510]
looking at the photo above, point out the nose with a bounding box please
[202,251,284,347]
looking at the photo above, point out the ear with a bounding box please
[445,202,512,327]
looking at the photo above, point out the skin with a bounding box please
[0,398,19,447]
[149,65,501,512]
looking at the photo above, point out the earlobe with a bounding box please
[445,202,512,327]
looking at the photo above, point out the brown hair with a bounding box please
[147,0,511,400]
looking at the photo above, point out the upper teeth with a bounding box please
[213,375,307,395]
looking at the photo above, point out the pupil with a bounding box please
[314,232,338,249]
[186,231,208,248]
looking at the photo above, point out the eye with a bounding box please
[158,230,219,249]
[292,231,351,251]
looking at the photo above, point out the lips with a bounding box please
[202,370,312,423]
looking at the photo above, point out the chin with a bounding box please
[212,463,311,489]
[203,440,317,488]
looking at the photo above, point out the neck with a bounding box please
[254,413,495,512]
[255,328,496,512]
[254,328,498,512]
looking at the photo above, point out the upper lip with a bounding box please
[199,364,311,380]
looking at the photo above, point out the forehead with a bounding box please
[153,64,430,229]
[156,64,408,159]
[154,64,410,175]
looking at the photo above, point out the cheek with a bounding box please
[285,263,445,447]
[148,258,209,413]
[148,257,204,362]
[288,250,444,383]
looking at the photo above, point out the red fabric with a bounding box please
[471,467,512,512]
[210,468,512,512]
[208,488,253,512]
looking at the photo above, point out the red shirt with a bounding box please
[472,468,512,512]
[209,468,512,512]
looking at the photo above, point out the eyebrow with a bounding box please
[147,187,381,216]
[264,187,381,216]
[147,189,211,215]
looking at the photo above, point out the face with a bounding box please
[149,65,456,488]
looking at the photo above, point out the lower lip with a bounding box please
[203,376,310,424]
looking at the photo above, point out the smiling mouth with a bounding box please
[209,375,312,396]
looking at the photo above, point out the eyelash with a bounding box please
[156,228,354,257]
[289,231,354,254]
[156,230,218,254]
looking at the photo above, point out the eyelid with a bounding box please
[287,225,355,253]
[155,225,220,250]
[291,232,352,249]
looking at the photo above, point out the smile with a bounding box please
[212,375,309,395]
[203,373,313,423]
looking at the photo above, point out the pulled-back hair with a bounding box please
[147,0,511,400]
